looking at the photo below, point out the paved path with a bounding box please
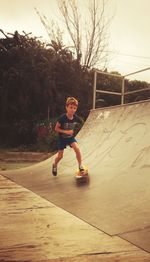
[1,100,150,260]
[1,175,150,261]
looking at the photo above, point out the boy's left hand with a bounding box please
[65,129,74,136]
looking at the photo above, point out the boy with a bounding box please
[52,97,84,176]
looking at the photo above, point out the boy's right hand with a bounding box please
[65,129,74,136]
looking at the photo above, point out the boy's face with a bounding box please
[66,104,77,115]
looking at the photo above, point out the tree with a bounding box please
[125,80,150,104]
[36,0,111,69]
[0,30,50,122]
[0,29,91,125]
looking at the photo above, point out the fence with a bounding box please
[93,67,150,109]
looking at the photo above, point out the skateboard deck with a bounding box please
[75,166,89,182]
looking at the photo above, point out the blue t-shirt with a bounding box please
[58,113,82,138]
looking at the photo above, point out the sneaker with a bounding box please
[79,166,84,173]
[52,164,57,176]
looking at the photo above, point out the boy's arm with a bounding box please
[55,122,73,136]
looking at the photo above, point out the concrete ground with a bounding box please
[1,101,150,261]
[0,174,150,262]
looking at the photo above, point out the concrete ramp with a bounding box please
[2,100,150,253]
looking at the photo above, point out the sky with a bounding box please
[0,0,150,83]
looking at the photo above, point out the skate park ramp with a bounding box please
[2,100,150,253]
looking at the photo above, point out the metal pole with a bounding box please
[121,77,125,105]
[95,69,123,78]
[124,67,150,77]
[93,71,97,109]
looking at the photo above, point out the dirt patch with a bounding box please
[0,151,53,162]
[0,151,54,170]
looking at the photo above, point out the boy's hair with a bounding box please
[66,97,78,107]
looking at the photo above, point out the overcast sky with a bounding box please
[0,0,150,82]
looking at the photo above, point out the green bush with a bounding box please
[33,130,57,152]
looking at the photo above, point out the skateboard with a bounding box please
[75,166,89,182]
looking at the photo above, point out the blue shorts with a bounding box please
[58,136,77,150]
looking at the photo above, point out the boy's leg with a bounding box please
[70,142,83,168]
[54,150,64,166]
[52,150,64,176]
